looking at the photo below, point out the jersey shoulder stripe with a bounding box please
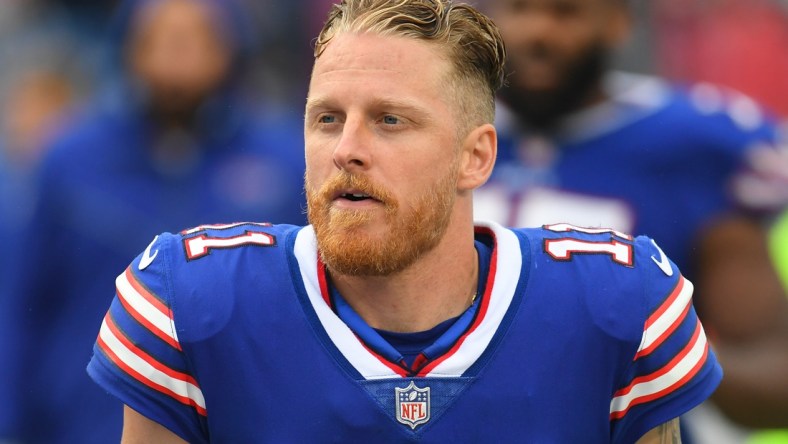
[89,225,297,442]
[511,226,720,428]
[610,318,709,419]
[607,237,719,422]
[98,232,208,418]
[116,267,180,350]
[636,275,694,359]
[96,313,207,415]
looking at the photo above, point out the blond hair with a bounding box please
[314,0,506,133]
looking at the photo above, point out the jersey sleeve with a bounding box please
[86,233,209,443]
[610,235,723,443]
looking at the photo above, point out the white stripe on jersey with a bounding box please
[116,271,179,345]
[610,321,708,417]
[638,277,694,354]
[98,318,206,410]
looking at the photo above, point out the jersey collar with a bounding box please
[292,221,524,380]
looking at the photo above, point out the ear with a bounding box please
[457,123,497,191]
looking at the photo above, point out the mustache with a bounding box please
[312,171,397,208]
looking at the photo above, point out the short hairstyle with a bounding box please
[314,0,506,132]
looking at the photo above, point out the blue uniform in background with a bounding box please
[476,72,787,277]
[0,0,307,440]
[88,221,721,442]
[0,103,306,443]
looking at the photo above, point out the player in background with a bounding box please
[0,0,306,442]
[87,0,720,442]
[476,0,788,439]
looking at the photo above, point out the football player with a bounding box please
[88,1,721,442]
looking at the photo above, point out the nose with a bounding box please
[332,117,372,172]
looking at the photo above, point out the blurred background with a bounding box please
[0,0,786,443]
[0,0,327,187]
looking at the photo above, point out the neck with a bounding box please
[329,217,479,333]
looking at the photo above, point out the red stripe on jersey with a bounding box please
[125,268,170,316]
[616,320,702,397]
[105,315,199,387]
[117,270,181,351]
[411,353,429,373]
[610,320,708,420]
[317,258,332,307]
[416,226,498,377]
[97,320,207,416]
[635,301,691,360]
[355,333,409,377]
[644,277,685,330]
[611,344,708,420]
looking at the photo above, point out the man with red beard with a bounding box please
[475,0,788,439]
[86,1,720,442]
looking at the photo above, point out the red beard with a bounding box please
[306,165,457,276]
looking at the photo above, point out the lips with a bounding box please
[316,172,393,208]
[334,189,380,203]
[342,192,372,202]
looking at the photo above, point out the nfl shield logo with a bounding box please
[395,381,430,429]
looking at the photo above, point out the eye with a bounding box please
[318,114,336,124]
[382,115,399,125]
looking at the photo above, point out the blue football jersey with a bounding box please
[87,221,721,443]
[476,72,788,275]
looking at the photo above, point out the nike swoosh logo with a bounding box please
[650,239,673,277]
[138,235,159,271]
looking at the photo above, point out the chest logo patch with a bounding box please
[395,381,431,429]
